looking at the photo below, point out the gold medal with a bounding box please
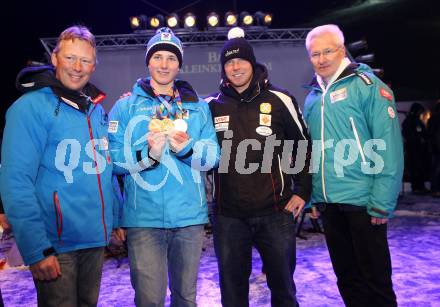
[162,118,175,133]
[148,118,163,132]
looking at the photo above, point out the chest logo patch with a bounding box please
[108,121,119,133]
[260,103,272,114]
[214,115,230,124]
[101,137,109,150]
[256,126,273,136]
[330,87,347,103]
[215,122,229,131]
[259,114,272,126]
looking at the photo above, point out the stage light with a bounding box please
[166,13,179,28]
[183,12,196,29]
[355,53,375,63]
[347,39,368,52]
[225,11,237,27]
[240,11,253,26]
[254,11,272,26]
[130,15,148,30]
[207,12,220,28]
[150,14,164,29]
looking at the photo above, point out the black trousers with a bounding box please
[319,204,397,307]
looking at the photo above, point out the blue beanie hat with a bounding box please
[145,27,183,68]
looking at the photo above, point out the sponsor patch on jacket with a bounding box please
[182,109,190,119]
[380,88,393,102]
[330,88,347,103]
[101,137,109,150]
[214,115,230,124]
[259,114,272,126]
[215,122,229,131]
[387,106,396,119]
[256,126,273,136]
[108,121,119,133]
[260,102,272,114]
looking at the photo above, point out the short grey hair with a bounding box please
[305,24,345,51]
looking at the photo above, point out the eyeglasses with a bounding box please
[62,55,95,66]
[310,46,342,60]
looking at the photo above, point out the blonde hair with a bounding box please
[305,24,345,51]
[53,25,96,60]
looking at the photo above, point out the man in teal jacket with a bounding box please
[0,26,115,306]
[108,27,220,306]
[303,24,403,307]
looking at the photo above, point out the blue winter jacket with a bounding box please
[0,68,114,265]
[108,78,220,228]
[303,63,404,218]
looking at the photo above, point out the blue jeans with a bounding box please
[126,225,204,307]
[213,212,299,307]
[34,247,105,307]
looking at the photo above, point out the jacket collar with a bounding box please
[307,60,360,91]
[15,65,106,113]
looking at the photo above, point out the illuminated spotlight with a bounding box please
[183,12,197,29]
[347,39,368,52]
[254,11,272,26]
[355,53,375,63]
[166,13,179,28]
[150,14,164,29]
[130,15,148,30]
[207,12,220,28]
[240,11,253,26]
[225,11,237,27]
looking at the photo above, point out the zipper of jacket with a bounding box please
[320,93,328,202]
[277,154,285,196]
[53,191,63,242]
[86,113,108,244]
[320,74,356,202]
[197,181,203,207]
[349,117,366,163]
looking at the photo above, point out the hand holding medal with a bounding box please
[147,85,190,153]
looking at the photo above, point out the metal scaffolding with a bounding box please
[40,27,310,55]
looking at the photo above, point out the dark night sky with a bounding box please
[2,0,439,129]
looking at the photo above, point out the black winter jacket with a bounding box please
[208,64,312,217]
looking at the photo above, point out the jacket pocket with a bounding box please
[53,191,63,242]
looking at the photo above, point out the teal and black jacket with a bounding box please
[303,62,404,218]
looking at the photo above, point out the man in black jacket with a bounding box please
[207,27,312,307]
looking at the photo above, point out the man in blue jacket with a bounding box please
[303,24,403,307]
[0,26,114,307]
[108,27,220,306]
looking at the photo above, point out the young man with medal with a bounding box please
[108,27,220,306]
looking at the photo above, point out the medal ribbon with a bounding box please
[152,84,184,120]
